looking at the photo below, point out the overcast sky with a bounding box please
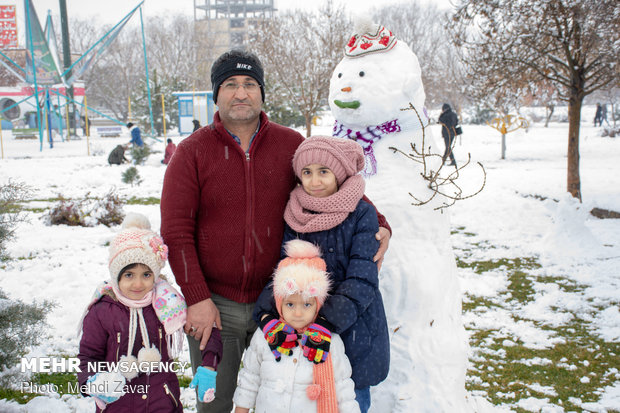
[7,0,455,28]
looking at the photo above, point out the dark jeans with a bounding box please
[187,294,257,413]
[442,135,456,166]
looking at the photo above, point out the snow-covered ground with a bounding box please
[0,115,619,412]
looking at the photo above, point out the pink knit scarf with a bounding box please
[284,175,365,233]
[112,284,154,309]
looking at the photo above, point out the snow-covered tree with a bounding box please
[80,25,142,121]
[132,68,187,135]
[144,14,215,91]
[450,0,620,200]
[73,14,210,125]
[372,1,467,110]
[248,1,349,136]
[521,79,561,127]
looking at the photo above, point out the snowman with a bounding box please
[329,21,478,412]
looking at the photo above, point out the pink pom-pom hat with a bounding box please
[272,239,331,316]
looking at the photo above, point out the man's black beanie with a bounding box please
[211,54,265,104]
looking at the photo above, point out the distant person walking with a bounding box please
[192,119,201,133]
[594,103,603,127]
[438,103,459,167]
[127,122,144,147]
[601,104,609,126]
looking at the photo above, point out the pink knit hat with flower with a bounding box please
[108,212,168,286]
[293,136,365,185]
[272,239,331,317]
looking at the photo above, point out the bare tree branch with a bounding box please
[389,103,486,211]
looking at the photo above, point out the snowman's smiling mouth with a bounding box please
[334,100,360,109]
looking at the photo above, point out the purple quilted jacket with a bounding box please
[78,295,222,412]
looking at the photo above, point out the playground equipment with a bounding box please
[0,0,156,152]
[487,113,529,159]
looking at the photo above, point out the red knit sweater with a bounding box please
[160,112,391,306]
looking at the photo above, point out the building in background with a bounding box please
[173,90,214,135]
[193,0,276,56]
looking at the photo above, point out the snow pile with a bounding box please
[539,194,601,263]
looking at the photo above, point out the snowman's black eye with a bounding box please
[338,73,342,78]
[359,71,365,77]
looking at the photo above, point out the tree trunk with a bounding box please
[304,114,312,137]
[544,104,554,128]
[501,133,506,159]
[567,96,582,201]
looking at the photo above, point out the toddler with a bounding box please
[234,239,360,413]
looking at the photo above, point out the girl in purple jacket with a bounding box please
[77,213,222,412]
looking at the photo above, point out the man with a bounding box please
[126,122,144,147]
[160,50,391,412]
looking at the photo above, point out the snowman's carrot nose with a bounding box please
[341,86,352,92]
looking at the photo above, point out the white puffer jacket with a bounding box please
[234,330,360,413]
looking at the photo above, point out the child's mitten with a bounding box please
[259,314,298,361]
[301,319,332,364]
[86,371,126,404]
[190,366,217,403]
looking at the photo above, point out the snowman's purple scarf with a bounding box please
[332,107,430,176]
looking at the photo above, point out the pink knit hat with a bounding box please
[273,240,331,317]
[108,213,168,286]
[293,136,365,185]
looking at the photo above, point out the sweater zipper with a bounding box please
[115,332,121,361]
[241,150,253,292]
[163,383,178,407]
[159,327,163,354]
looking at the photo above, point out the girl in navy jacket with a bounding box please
[254,136,390,413]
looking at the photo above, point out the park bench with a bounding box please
[96,126,122,137]
[12,128,38,139]
[89,117,123,137]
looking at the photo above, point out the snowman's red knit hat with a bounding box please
[344,19,397,58]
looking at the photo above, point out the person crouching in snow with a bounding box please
[253,136,390,413]
[233,239,359,413]
[77,212,222,412]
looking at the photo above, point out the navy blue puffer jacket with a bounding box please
[254,200,390,389]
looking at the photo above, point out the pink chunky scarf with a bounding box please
[284,175,365,233]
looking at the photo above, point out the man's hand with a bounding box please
[185,299,222,351]
[374,226,391,271]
